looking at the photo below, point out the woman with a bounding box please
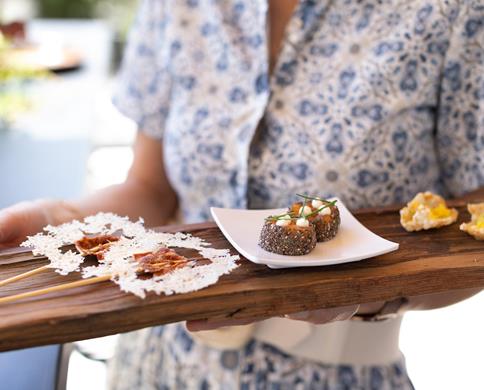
[0,0,482,388]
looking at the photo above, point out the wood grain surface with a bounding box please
[0,204,482,352]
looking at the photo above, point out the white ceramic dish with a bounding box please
[211,198,399,269]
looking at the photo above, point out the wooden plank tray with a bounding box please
[0,202,483,352]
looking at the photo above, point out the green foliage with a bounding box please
[38,0,99,19]
[0,92,30,127]
[0,34,8,51]
[0,34,49,128]
[0,32,50,80]
[38,0,137,20]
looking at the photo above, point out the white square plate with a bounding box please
[211,198,399,269]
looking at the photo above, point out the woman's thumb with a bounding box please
[0,210,22,246]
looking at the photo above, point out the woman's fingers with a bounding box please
[186,316,268,332]
[187,305,361,332]
[0,209,24,247]
[0,200,54,249]
[286,304,360,325]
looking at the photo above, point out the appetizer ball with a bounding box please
[259,216,317,256]
[290,199,340,242]
[400,192,458,232]
[460,203,484,240]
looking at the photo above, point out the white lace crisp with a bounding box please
[21,213,239,298]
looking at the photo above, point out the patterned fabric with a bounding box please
[108,325,414,390]
[114,0,484,222]
[110,0,483,388]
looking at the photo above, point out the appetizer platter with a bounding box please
[0,213,239,301]
[0,193,483,352]
[212,196,398,269]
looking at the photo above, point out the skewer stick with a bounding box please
[0,265,50,287]
[0,275,112,304]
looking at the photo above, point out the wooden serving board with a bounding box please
[0,202,483,352]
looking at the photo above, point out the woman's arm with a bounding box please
[357,287,482,317]
[73,132,177,226]
[0,132,177,248]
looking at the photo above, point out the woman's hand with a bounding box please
[186,304,360,332]
[0,134,177,250]
[0,199,80,249]
[284,304,360,324]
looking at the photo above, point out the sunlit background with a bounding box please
[0,1,482,389]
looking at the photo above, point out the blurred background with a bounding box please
[0,1,482,389]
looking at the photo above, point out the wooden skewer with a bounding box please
[0,237,116,287]
[0,275,112,304]
[0,265,50,287]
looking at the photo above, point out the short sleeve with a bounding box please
[112,0,171,140]
[436,1,484,196]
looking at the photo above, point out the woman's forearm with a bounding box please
[69,132,178,227]
[72,175,177,227]
[357,288,482,317]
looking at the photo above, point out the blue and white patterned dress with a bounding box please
[109,0,483,388]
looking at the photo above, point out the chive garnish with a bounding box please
[265,195,337,222]
[265,212,298,221]
[304,199,337,218]
[296,193,332,203]
[294,194,337,219]
[300,195,309,217]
